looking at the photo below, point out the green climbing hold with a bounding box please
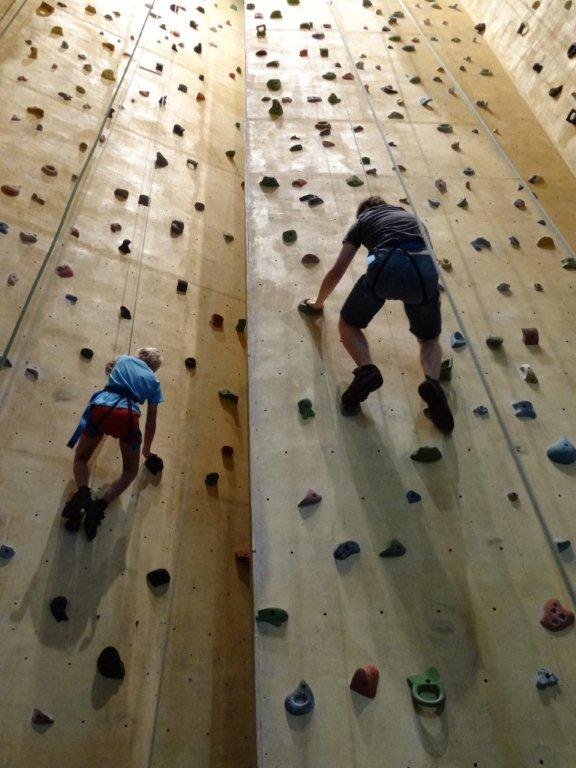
[205,472,219,487]
[298,399,315,419]
[439,358,453,382]
[260,176,279,188]
[322,72,336,80]
[361,156,371,164]
[411,446,442,463]
[267,78,281,91]
[379,539,406,558]
[480,68,493,76]
[222,231,235,243]
[346,175,364,187]
[269,99,283,118]
[282,230,297,244]
[407,667,445,708]
[270,10,282,18]
[256,608,288,627]
[230,3,237,9]
[256,24,266,37]
[402,44,416,52]
[389,35,402,42]
[407,75,421,84]
[328,93,341,105]
[320,48,329,57]
[287,0,300,4]
[219,389,239,403]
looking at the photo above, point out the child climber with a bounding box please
[62,347,165,540]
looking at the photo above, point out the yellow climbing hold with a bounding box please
[537,236,555,249]
[50,25,63,35]
[26,106,44,119]
[29,46,38,59]
[85,4,96,13]
[36,1,54,15]
[102,42,115,52]
[101,69,116,82]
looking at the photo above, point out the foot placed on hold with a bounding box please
[341,364,383,414]
[62,486,91,532]
[84,498,108,541]
[418,377,454,434]
[298,299,323,316]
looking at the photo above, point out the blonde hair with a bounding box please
[137,347,163,372]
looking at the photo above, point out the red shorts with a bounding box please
[85,405,141,444]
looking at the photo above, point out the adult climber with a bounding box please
[62,348,165,540]
[299,195,454,433]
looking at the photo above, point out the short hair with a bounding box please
[356,195,387,218]
[137,347,163,372]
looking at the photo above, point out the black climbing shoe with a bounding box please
[341,364,383,413]
[418,378,454,434]
[62,486,91,532]
[83,498,108,541]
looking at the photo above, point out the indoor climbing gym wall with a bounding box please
[0,1,255,767]
[245,1,576,767]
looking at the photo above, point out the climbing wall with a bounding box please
[0,2,255,767]
[246,1,576,766]
[462,0,576,174]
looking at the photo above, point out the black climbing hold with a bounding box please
[97,646,125,680]
[138,194,150,206]
[177,279,188,294]
[80,347,94,360]
[236,319,247,332]
[219,389,239,404]
[144,453,164,475]
[549,85,563,98]
[333,541,360,560]
[32,709,54,727]
[568,43,576,59]
[379,539,406,558]
[555,539,572,553]
[173,124,185,136]
[119,306,131,319]
[205,472,219,486]
[285,680,315,716]
[184,357,196,369]
[178,83,188,93]
[50,595,69,622]
[171,220,184,236]
[114,188,129,201]
[147,568,171,587]
[155,151,168,168]
[256,607,288,627]
[119,239,131,254]
[532,62,543,73]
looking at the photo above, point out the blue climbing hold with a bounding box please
[0,544,15,560]
[333,541,360,560]
[546,437,576,465]
[285,680,315,716]
[513,400,536,419]
[450,331,466,349]
[65,294,78,304]
[473,405,488,416]
[555,539,572,553]
[0,222,9,235]
[406,490,421,504]
[471,236,491,251]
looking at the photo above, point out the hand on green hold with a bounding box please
[411,446,442,462]
[298,299,323,316]
[298,399,315,419]
[256,607,288,627]
[407,667,445,708]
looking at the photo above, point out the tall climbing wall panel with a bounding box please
[0,2,255,767]
[246,1,576,766]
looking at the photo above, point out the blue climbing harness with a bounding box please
[67,384,139,449]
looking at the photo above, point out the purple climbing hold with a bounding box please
[119,239,131,254]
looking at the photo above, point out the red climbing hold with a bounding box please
[522,327,539,345]
[1,184,20,197]
[222,445,234,458]
[235,549,250,562]
[211,313,224,328]
[56,264,74,278]
[291,179,307,188]
[540,598,575,632]
[350,665,379,698]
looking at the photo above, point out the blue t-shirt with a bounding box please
[93,355,165,414]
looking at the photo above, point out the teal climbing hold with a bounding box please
[407,667,446,708]
[282,230,297,244]
[450,331,466,349]
[379,539,406,558]
[411,446,442,463]
[298,399,315,419]
[546,437,576,465]
[471,237,491,251]
[256,607,288,627]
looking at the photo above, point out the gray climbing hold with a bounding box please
[535,668,558,690]
[0,222,10,234]
[285,680,315,716]
[334,541,360,560]
[450,331,466,349]
[509,235,520,247]
[462,167,475,176]
[379,539,406,558]
[561,257,576,270]
[427,198,440,208]
[411,446,442,463]
[497,283,510,293]
[260,176,279,188]
[473,405,489,416]
[435,179,447,193]
[513,400,536,419]
[420,96,433,106]
[456,197,468,208]
[471,237,491,251]
[547,437,576,465]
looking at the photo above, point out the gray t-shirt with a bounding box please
[343,204,427,251]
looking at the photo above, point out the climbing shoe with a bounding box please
[341,364,384,414]
[62,486,91,532]
[418,378,454,434]
[83,498,108,541]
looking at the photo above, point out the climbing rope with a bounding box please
[329,0,576,604]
